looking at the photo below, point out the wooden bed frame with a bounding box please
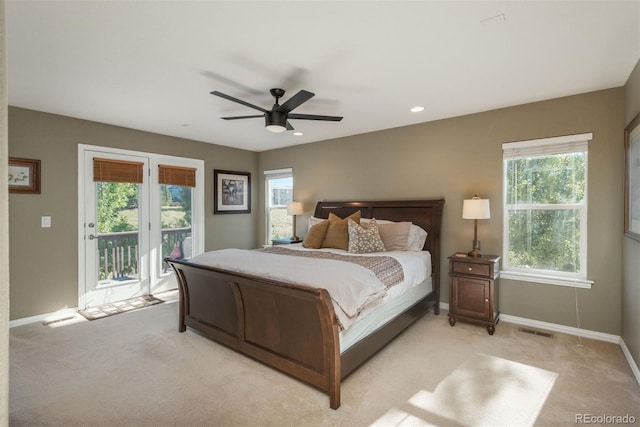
[165,199,444,409]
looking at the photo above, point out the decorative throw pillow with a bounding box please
[348,218,386,253]
[321,211,361,251]
[302,220,330,249]
[376,221,412,251]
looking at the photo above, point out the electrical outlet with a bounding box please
[41,216,51,228]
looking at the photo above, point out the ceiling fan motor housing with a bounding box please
[265,111,287,127]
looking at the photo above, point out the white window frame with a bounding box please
[502,133,593,289]
[264,168,293,244]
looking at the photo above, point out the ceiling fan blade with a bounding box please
[211,91,268,113]
[221,115,264,120]
[288,113,343,122]
[286,121,295,131]
[276,90,314,114]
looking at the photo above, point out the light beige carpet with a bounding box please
[9,298,640,426]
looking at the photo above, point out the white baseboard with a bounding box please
[9,307,80,328]
[620,339,640,386]
[499,313,621,344]
[439,302,619,343]
[439,302,640,386]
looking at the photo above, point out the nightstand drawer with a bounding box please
[452,261,490,277]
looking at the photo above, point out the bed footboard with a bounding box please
[167,259,342,409]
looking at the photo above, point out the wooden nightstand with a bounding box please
[271,238,302,246]
[448,253,500,335]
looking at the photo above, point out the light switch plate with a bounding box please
[41,216,51,228]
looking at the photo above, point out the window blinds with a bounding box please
[93,158,144,183]
[264,168,293,180]
[502,133,592,159]
[158,165,196,187]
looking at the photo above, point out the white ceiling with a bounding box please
[6,1,640,152]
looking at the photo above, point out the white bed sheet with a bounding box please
[339,277,432,353]
[284,243,432,338]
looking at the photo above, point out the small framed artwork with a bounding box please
[214,169,251,214]
[625,113,640,241]
[8,157,41,194]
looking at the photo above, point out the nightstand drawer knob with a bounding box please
[485,298,489,302]
[468,267,473,271]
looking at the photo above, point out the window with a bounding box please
[265,168,293,243]
[159,165,196,267]
[502,133,593,288]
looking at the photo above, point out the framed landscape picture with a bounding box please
[625,113,640,241]
[214,169,251,214]
[8,157,41,194]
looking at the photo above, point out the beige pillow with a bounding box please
[321,211,361,250]
[376,221,412,251]
[348,218,386,253]
[302,220,329,249]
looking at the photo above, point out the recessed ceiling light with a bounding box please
[410,106,424,113]
[293,131,303,136]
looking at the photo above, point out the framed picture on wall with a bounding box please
[625,113,640,241]
[214,169,251,214]
[8,157,41,194]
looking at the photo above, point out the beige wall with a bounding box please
[8,107,259,320]
[260,88,625,335]
[623,58,640,368]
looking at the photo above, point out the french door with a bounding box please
[78,145,204,310]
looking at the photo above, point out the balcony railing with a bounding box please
[96,227,191,280]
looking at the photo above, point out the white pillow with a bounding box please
[406,224,428,251]
[308,216,325,231]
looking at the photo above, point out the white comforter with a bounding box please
[189,244,431,329]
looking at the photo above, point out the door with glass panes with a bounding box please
[80,148,200,309]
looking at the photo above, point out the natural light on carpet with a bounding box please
[370,353,557,427]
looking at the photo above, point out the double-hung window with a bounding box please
[264,168,293,244]
[502,133,593,288]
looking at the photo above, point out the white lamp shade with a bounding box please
[287,201,303,216]
[462,197,490,219]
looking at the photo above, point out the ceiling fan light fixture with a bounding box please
[266,124,287,133]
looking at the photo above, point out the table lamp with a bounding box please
[462,195,491,257]
[286,201,303,241]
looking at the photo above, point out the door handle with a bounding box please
[88,235,97,240]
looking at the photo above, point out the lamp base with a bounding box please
[467,240,482,258]
[467,249,483,258]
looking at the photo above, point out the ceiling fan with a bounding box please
[211,88,343,133]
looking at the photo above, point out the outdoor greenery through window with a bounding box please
[96,182,140,281]
[265,168,293,243]
[95,182,193,278]
[161,184,193,262]
[503,134,591,285]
